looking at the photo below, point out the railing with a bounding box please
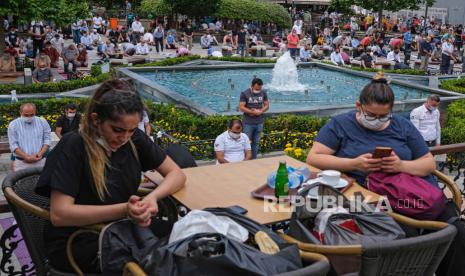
[431,143,465,191]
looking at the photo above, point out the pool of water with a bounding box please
[137,67,432,113]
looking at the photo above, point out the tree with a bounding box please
[353,0,435,28]
[140,0,172,17]
[165,0,220,17]
[329,0,354,14]
[0,0,89,52]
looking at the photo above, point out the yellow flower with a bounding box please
[285,143,292,148]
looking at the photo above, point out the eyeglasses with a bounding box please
[361,108,392,122]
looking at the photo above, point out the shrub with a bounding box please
[442,99,465,145]
[440,78,465,94]
[134,55,201,67]
[90,64,102,77]
[0,73,112,95]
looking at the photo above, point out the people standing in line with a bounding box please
[410,95,441,147]
[55,103,81,139]
[8,103,51,171]
[440,37,455,74]
[214,119,252,164]
[239,78,269,159]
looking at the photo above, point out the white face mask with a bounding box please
[252,89,261,94]
[22,116,34,123]
[67,112,76,118]
[358,112,387,131]
[96,137,118,153]
[228,131,241,140]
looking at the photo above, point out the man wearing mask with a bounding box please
[8,103,51,171]
[55,103,81,138]
[62,44,79,74]
[7,26,19,47]
[43,41,60,68]
[50,33,64,54]
[239,78,269,159]
[330,47,344,66]
[214,119,252,164]
[32,59,53,83]
[410,95,441,147]
[184,23,194,51]
[387,47,409,69]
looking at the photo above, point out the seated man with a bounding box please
[43,41,60,68]
[214,119,252,164]
[34,51,51,68]
[103,40,122,59]
[80,31,93,50]
[121,42,136,56]
[165,32,177,49]
[330,47,344,66]
[32,60,53,83]
[76,44,88,67]
[62,44,79,74]
[200,33,209,49]
[300,44,312,62]
[0,53,16,72]
[90,29,102,46]
[387,47,410,69]
[360,48,375,69]
[136,39,149,55]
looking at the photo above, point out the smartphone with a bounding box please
[372,147,393,159]
[227,205,248,215]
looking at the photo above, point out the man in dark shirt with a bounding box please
[419,36,433,71]
[236,26,247,57]
[7,26,19,47]
[239,78,269,159]
[55,103,81,138]
[183,23,194,51]
[360,48,374,69]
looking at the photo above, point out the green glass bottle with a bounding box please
[275,161,289,200]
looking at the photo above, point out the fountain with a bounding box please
[266,52,308,92]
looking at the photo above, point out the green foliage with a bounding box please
[165,0,220,17]
[329,0,354,14]
[216,0,291,28]
[0,73,111,95]
[134,55,201,67]
[352,0,434,13]
[140,0,173,16]
[442,100,465,145]
[206,56,276,63]
[440,78,465,94]
[90,64,103,77]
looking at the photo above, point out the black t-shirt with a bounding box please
[237,31,247,44]
[184,27,193,36]
[55,113,81,136]
[36,129,166,249]
[239,88,268,125]
[8,32,18,45]
[360,53,373,67]
[109,30,120,39]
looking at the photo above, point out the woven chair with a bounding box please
[123,251,331,276]
[2,167,178,276]
[433,170,463,209]
[280,213,457,276]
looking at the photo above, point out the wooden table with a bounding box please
[145,155,382,225]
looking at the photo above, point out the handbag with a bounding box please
[367,172,447,220]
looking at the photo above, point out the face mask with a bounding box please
[358,112,387,131]
[67,112,76,118]
[228,131,241,140]
[22,116,34,123]
[40,67,46,71]
[426,105,437,112]
[252,89,261,94]
[96,137,118,153]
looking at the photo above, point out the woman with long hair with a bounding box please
[36,79,186,273]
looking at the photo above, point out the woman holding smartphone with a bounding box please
[36,80,186,273]
[307,72,436,186]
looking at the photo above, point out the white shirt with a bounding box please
[136,43,149,54]
[387,51,401,63]
[441,42,454,56]
[50,37,64,53]
[214,131,251,163]
[138,111,149,132]
[80,35,92,47]
[293,21,302,35]
[410,104,441,144]
[132,21,144,33]
[90,32,101,42]
[330,51,343,65]
[143,33,154,43]
[93,16,102,29]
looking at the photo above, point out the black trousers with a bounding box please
[32,39,43,58]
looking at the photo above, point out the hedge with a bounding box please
[0,73,111,95]
[440,78,465,94]
[320,61,426,75]
[133,55,201,67]
[442,99,465,145]
[0,98,326,159]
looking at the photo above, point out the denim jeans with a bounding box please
[243,123,263,159]
[237,43,246,57]
[289,48,297,59]
[72,29,81,44]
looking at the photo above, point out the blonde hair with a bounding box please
[80,80,143,201]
